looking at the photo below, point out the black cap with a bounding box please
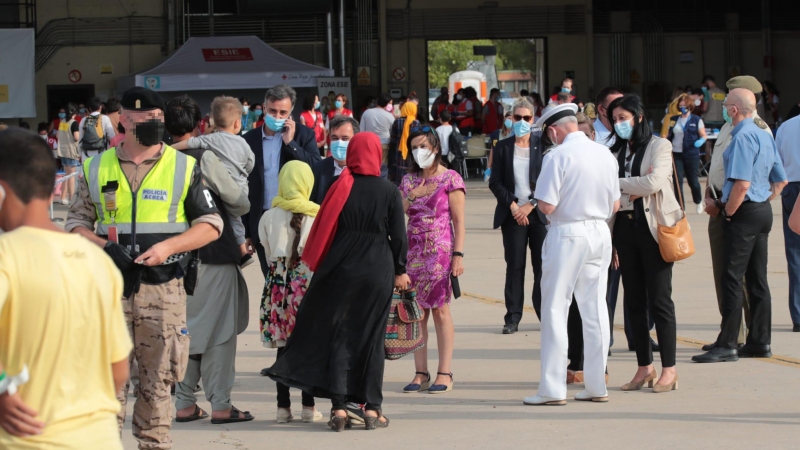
[121,87,166,112]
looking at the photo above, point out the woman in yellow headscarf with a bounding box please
[257,160,322,424]
[389,100,418,183]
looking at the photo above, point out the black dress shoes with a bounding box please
[692,347,739,363]
[701,343,714,351]
[794,325,800,332]
[737,344,772,358]
[502,323,518,334]
[260,368,269,376]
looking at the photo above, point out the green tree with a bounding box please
[427,39,492,88]
[494,39,537,74]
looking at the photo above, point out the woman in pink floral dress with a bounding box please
[257,161,323,423]
[399,124,466,394]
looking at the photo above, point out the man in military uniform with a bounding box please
[702,76,773,351]
[66,87,222,449]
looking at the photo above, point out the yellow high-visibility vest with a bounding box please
[83,145,195,236]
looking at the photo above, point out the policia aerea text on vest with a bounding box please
[65,86,222,450]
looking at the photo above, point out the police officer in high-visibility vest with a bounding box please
[66,87,222,450]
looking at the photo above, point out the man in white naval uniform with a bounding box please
[523,104,621,405]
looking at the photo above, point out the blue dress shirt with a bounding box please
[776,115,800,182]
[262,128,282,210]
[722,118,787,202]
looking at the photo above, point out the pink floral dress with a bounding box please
[260,258,313,348]
[400,169,466,309]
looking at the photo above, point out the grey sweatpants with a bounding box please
[175,334,237,411]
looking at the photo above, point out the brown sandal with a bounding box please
[364,411,390,430]
[176,405,208,423]
[328,409,351,432]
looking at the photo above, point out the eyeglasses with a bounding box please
[410,124,433,133]
[513,115,533,122]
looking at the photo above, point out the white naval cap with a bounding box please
[535,103,579,130]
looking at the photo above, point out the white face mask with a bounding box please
[412,147,436,169]
[243,106,250,114]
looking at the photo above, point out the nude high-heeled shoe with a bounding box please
[652,375,679,393]
[621,368,657,391]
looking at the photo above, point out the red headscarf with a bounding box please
[302,132,383,272]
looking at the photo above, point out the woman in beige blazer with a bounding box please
[607,94,681,394]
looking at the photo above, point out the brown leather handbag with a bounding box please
[655,158,696,262]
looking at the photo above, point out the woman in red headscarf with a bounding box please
[265,132,409,431]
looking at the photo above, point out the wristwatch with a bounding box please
[452,251,465,258]
[407,194,416,203]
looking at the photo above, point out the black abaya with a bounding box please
[266,175,408,407]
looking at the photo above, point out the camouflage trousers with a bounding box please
[117,278,190,450]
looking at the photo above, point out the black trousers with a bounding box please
[567,300,584,371]
[614,214,677,367]
[717,201,773,349]
[275,347,315,408]
[500,213,547,325]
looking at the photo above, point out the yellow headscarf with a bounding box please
[660,97,682,138]
[271,161,319,217]
[398,101,418,160]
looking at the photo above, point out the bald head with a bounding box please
[726,88,756,125]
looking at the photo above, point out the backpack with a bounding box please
[81,115,107,152]
[448,128,468,176]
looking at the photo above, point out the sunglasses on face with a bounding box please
[513,115,532,122]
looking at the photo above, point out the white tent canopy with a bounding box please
[134,36,333,91]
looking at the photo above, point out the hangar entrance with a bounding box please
[425,38,546,121]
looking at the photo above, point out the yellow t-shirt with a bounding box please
[0,227,132,450]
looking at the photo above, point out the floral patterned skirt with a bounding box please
[260,257,313,348]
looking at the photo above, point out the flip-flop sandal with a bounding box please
[211,407,255,425]
[176,405,208,423]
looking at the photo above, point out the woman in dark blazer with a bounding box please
[488,98,547,334]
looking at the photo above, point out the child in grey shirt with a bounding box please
[173,96,255,264]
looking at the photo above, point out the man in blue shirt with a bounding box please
[775,114,800,332]
[693,88,788,363]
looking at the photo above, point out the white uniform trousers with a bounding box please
[537,219,612,400]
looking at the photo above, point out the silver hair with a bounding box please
[512,97,535,116]
[264,85,297,108]
[329,115,360,134]
[552,116,578,127]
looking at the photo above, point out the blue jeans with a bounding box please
[782,182,800,326]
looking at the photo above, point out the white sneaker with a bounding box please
[301,408,323,423]
[61,198,69,205]
[574,390,609,402]
[695,202,704,215]
[276,408,293,423]
[522,394,566,406]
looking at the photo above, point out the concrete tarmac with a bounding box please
[69,179,798,449]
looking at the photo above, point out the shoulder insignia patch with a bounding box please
[754,117,768,129]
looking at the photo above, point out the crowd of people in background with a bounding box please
[2,68,800,449]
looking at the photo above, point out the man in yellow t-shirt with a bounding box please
[0,128,132,449]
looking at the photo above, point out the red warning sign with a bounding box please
[68,70,82,83]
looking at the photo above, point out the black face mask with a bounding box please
[134,119,164,146]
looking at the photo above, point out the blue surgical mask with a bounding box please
[330,139,348,161]
[58,112,66,119]
[335,100,343,109]
[504,118,513,129]
[315,101,321,110]
[562,87,571,93]
[701,86,708,93]
[614,120,634,140]
[79,108,86,114]
[723,106,733,124]
[679,107,688,115]
[243,105,250,114]
[254,109,263,117]
[264,113,286,132]
[512,120,531,137]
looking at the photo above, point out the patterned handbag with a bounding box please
[384,289,425,360]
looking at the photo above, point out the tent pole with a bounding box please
[327,12,334,70]
[339,0,346,76]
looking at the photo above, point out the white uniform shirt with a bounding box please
[535,132,620,222]
[776,115,800,182]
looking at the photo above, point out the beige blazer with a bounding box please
[614,136,683,243]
